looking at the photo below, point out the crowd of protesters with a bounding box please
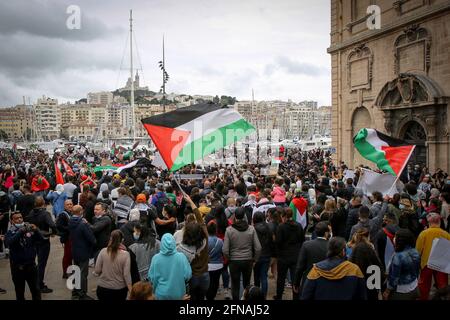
[0,144,449,301]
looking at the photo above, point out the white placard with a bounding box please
[427,237,450,274]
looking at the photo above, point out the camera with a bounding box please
[23,223,33,233]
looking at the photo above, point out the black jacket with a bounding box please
[69,216,96,262]
[330,207,348,238]
[254,222,274,259]
[345,204,362,240]
[276,220,305,262]
[293,238,328,287]
[120,221,139,248]
[90,215,112,251]
[56,210,71,243]
[25,207,57,240]
[5,225,44,265]
[16,194,36,219]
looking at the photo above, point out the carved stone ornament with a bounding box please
[375,73,435,108]
[394,25,431,75]
[347,44,373,92]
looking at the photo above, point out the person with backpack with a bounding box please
[113,188,134,229]
[56,199,74,279]
[152,183,171,218]
[135,193,158,236]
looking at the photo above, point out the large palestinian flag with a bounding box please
[142,103,255,171]
[353,128,415,176]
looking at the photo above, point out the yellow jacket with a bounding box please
[416,226,450,269]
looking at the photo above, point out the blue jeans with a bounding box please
[189,272,210,301]
[222,264,230,289]
[253,256,270,298]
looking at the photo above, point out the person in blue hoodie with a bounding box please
[148,233,192,300]
[68,205,96,300]
[46,184,68,218]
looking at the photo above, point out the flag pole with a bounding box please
[386,145,416,195]
[172,173,187,196]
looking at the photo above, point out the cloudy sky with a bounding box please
[0,0,331,107]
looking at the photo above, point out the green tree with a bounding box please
[213,95,220,104]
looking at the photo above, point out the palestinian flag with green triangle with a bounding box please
[353,128,415,176]
[142,103,255,171]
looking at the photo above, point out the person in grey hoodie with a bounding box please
[129,225,160,281]
[223,207,261,300]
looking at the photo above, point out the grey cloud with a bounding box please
[274,56,329,76]
[0,1,123,41]
[264,63,276,76]
[0,34,119,81]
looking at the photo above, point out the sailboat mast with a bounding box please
[162,35,166,113]
[130,9,135,143]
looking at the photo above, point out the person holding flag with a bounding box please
[289,189,308,231]
[31,171,50,198]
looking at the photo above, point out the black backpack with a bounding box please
[154,193,170,218]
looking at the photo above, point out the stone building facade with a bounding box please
[328,0,450,172]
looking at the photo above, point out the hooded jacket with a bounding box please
[222,219,261,261]
[25,207,57,240]
[271,186,286,203]
[148,233,192,300]
[46,189,68,217]
[301,257,367,300]
[69,216,96,262]
[129,238,160,281]
[276,220,305,262]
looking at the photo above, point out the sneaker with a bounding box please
[0,288,6,294]
[40,286,53,294]
[80,295,95,300]
[223,288,231,300]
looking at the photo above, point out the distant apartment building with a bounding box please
[0,105,35,140]
[87,91,113,105]
[34,96,60,140]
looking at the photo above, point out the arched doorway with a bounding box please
[351,106,372,167]
[400,121,427,166]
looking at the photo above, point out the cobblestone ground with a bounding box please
[0,236,292,300]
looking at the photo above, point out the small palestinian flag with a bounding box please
[290,197,308,230]
[60,158,75,176]
[54,161,64,185]
[142,103,255,171]
[353,128,415,176]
